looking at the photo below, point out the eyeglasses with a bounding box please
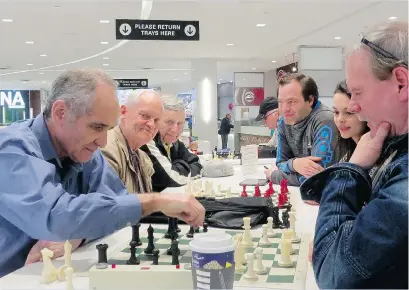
[361,37,408,67]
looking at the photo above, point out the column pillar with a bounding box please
[191,59,218,149]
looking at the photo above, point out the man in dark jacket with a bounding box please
[219,113,234,149]
[301,21,408,289]
[140,95,202,192]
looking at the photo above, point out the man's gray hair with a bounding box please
[161,94,185,112]
[125,89,162,106]
[43,68,117,119]
[362,21,408,80]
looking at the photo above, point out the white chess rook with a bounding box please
[243,253,258,280]
[266,217,276,238]
[234,234,246,273]
[254,248,267,274]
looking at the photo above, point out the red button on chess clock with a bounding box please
[141,267,150,270]
[111,264,116,269]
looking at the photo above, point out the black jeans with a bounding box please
[221,134,228,149]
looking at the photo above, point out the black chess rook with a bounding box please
[96,244,108,264]
[171,240,180,265]
[152,249,160,265]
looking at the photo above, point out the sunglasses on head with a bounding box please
[361,37,408,67]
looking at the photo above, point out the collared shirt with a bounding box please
[0,114,142,277]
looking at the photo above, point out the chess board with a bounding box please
[88,225,310,290]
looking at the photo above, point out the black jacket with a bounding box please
[140,133,203,192]
[219,117,234,135]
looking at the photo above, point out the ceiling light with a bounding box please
[226,43,234,46]
[292,66,297,72]
[100,20,110,24]
[39,72,44,75]
[101,41,109,45]
[256,24,266,27]
[54,5,60,8]
[271,60,276,63]
[42,81,46,84]
[334,36,341,40]
[388,16,397,20]
[174,78,178,81]
[40,54,47,57]
[183,72,188,75]
[26,64,33,66]
[102,64,109,66]
[102,57,109,60]
[218,82,221,84]
[252,68,256,70]
[25,41,34,44]
[1,19,13,22]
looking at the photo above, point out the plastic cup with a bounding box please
[189,232,236,290]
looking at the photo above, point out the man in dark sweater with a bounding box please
[264,73,340,186]
[219,113,234,149]
[140,95,202,192]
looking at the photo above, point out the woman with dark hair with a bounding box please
[333,80,370,162]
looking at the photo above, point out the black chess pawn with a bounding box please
[96,244,108,269]
[165,217,174,239]
[203,222,208,232]
[173,217,181,233]
[144,225,156,254]
[127,241,140,265]
[282,210,290,229]
[152,249,160,265]
[171,240,180,265]
[186,225,195,238]
[131,223,142,246]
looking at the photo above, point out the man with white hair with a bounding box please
[0,69,205,277]
[141,94,202,192]
[301,21,408,288]
[101,89,163,193]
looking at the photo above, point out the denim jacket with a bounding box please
[300,134,408,289]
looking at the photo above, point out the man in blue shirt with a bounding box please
[0,68,205,277]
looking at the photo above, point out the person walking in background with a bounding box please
[219,113,234,149]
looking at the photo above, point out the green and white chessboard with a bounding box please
[99,225,309,290]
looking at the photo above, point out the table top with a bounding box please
[0,164,319,290]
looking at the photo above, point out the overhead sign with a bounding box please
[116,19,200,41]
[115,79,148,89]
[0,91,27,109]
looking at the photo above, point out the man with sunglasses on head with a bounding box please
[140,94,202,192]
[263,74,340,186]
[301,21,408,288]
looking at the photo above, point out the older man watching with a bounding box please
[301,21,408,288]
[101,89,163,193]
[141,95,202,192]
[0,69,205,277]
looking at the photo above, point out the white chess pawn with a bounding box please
[64,240,73,269]
[289,212,301,243]
[243,253,258,280]
[266,217,276,238]
[259,224,270,245]
[278,239,294,267]
[226,187,232,196]
[254,248,267,274]
[65,267,74,290]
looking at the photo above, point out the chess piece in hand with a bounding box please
[264,164,278,180]
[152,193,205,227]
[25,239,83,265]
[349,122,391,169]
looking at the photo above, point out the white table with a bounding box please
[0,164,319,290]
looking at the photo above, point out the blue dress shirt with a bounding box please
[0,114,142,277]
